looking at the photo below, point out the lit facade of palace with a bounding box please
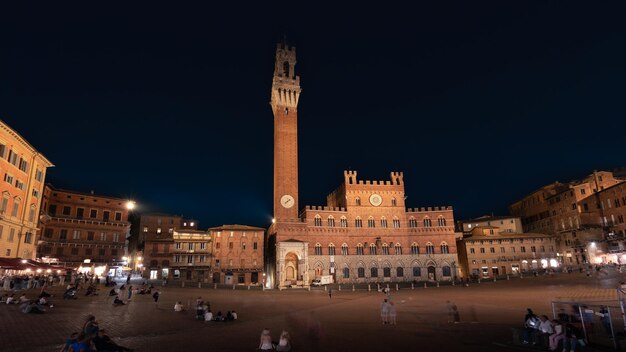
[266,43,458,288]
[0,120,53,259]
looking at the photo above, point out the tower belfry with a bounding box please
[271,42,301,221]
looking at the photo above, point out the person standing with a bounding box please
[127,285,133,301]
[126,274,131,285]
[275,330,292,351]
[152,289,160,307]
[380,299,390,324]
[389,301,397,325]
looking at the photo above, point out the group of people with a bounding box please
[259,328,291,351]
[523,308,583,351]
[379,298,397,325]
[61,314,133,352]
[179,296,238,322]
[1,288,54,314]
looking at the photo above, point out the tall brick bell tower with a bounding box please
[271,42,301,221]
[266,42,309,289]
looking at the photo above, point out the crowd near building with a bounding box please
[3,45,626,288]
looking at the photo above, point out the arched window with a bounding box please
[369,243,377,255]
[314,215,322,227]
[314,243,322,255]
[409,217,417,228]
[370,267,378,277]
[380,217,388,228]
[440,242,449,254]
[394,243,402,255]
[426,242,435,254]
[442,266,451,277]
[411,243,419,255]
[328,243,336,256]
[341,243,348,256]
[355,197,361,206]
[368,216,375,228]
[355,217,362,228]
[396,267,404,277]
[437,216,447,227]
[393,217,400,228]
[356,243,364,255]
[340,216,348,228]
[327,216,335,227]
[391,198,397,206]
[11,197,21,217]
[383,267,391,277]
[413,266,421,277]
[343,267,350,279]
[283,61,290,77]
[423,217,432,228]
[358,267,365,278]
[382,243,389,255]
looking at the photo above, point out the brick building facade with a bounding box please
[0,120,53,259]
[209,224,264,285]
[37,185,130,274]
[266,43,458,288]
[510,170,625,265]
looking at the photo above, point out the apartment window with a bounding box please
[199,255,206,263]
[215,242,220,249]
[11,198,20,217]
[393,218,400,228]
[382,243,389,255]
[470,248,475,254]
[113,233,119,242]
[188,242,194,250]
[520,246,526,253]
[540,246,545,252]
[314,215,322,227]
[441,243,449,254]
[87,232,94,240]
[241,242,246,250]
[327,216,335,227]
[18,158,29,173]
[176,242,182,250]
[24,232,33,244]
[356,244,364,255]
[531,246,536,253]
[73,230,81,240]
[71,248,79,255]
[328,244,336,256]
[355,218,362,228]
[103,211,110,221]
[0,144,5,158]
[315,244,322,255]
[63,206,71,216]
[43,228,52,238]
[76,208,84,219]
[28,205,36,222]
[253,242,258,250]
[15,180,24,190]
[500,247,505,253]
[59,230,68,240]
[411,243,420,255]
[114,212,122,221]
[4,173,13,185]
[187,256,193,264]
[228,242,234,250]
[368,217,375,228]
[343,267,350,278]
[8,150,18,165]
[8,228,15,242]
[380,218,388,228]
[489,247,495,253]
[480,248,485,253]
[423,218,432,228]
[47,204,56,216]
[174,255,181,263]
[426,243,435,254]
[200,242,206,250]
[341,244,348,256]
[510,247,516,253]
[395,243,402,255]
[98,249,105,256]
[35,169,43,182]
[85,248,92,255]
[100,232,106,241]
[409,218,417,228]
[111,249,118,256]
[369,244,377,255]
[90,209,97,218]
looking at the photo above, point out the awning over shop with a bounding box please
[0,258,67,273]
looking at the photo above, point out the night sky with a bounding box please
[1,3,625,229]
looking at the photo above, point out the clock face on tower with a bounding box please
[369,194,383,206]
[280,195,295,209]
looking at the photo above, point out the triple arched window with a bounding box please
[423,218,432,228]
[437,216,447,227]
[411,243,420,255]
[408,217,417,228]
[368,217,375,228]
[314,215,322,227]
[314,243,322,255]
[340,216,348,228]
[328,216,335,227]
[426,242,435,254]
[382,243,389,255]
[341,243,348,256]
[394,243,402,255]
[328,243,336,256]
[440,242,449,254]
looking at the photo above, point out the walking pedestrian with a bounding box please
[389,301,397,325]
[152,289,160,307]
[328,288,332,299]
[126,274,131,285]
[127,285,133,301]
[380,299,390,324]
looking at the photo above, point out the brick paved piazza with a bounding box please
[2,270,625,352]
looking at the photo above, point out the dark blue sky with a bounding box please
[1,3,625,228]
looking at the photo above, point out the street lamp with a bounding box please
[126,201,136,210]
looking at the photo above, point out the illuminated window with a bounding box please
[409,217,417,228]
[314,215,322,227]
[393,218,400,228]
[340,216,348,228]
[437,217,446,227]
[423,218,432,228]
[327,216,335,227]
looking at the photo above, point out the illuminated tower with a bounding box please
[271,42,301,221]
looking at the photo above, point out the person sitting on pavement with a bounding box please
[60,332,78,352]
[275,330,292,352]
[113,295,125,306]
[109,288,117,296]
[549,319,565,351]
[215,311,224,321]
[70,332,94,352]
[174,301,185,312]
[196,304,205,320]
[6,293,16,304]
[226,311,234,321]
[21,301,45,314]
[231,310,238,320]
[93,329,133,352]
[204,310,213,322]
[18,293,29,304]
[83,315,99,337]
